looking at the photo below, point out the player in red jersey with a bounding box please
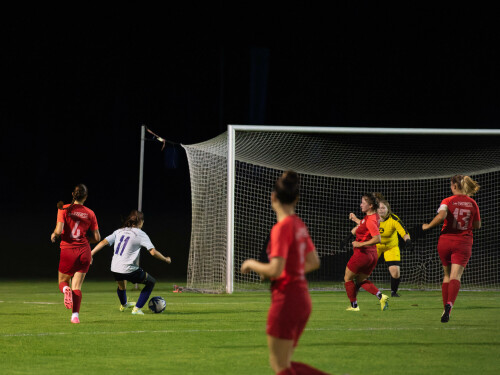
[50,184,100,324]
[422,175,481,323]
[344,193,389,312]
[241,171,329,375]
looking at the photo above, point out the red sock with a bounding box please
[72,290,82,313]
[59,282,70,293]
[441,282,449,307]
[447,279,461,306]
[344,280,357,302]
[291,361,330,375]
[358,280,379,296]
[277,368,296,375]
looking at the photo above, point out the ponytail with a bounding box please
[56,184,88,211]
[274,171,300,204]
[451,175,480,197]
[122,210,144,228]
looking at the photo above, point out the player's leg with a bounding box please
[58,271,73,309]
[344,266,359,310]
[385,248,401,297]
[70,272,86,323]
[267,335,294,374]
[389,265,401,296]
[132,270,156,315]
[446,263,465,310]
[116,280,135,311]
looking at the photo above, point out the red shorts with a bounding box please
[58,245,91,276]
[437,235,473,268]
[266,283,311,347]
[347,249,378,275]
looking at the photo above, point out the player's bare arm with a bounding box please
[352,234,381,248]
[149,248,172,264]
[241,257,285,279]
[304,251,320,274]
[422,210,447,231]
[51,222,64,242]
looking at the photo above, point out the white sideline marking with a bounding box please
[1,326,480,338]
[22,302,59,305]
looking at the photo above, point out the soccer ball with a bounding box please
[148,296,166,313]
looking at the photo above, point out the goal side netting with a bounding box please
[182,127,500,293]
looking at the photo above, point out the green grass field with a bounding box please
[1,280,499,375]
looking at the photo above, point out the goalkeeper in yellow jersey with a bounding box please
[350,193,411,297]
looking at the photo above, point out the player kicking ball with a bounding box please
[91,210,171,315]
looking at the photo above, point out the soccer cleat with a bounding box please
[64,287,73,309]
[132,307,144,315]
[71,316,80,324]
[441,303,452,323]
[380,294,389,311]
[346,306,360,312]
[391,291,401,297]
[119,302,136,312]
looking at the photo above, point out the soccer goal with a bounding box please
[182,125,500,293]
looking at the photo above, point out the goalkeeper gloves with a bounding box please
[404,239,413,251]
[339,233,355,251]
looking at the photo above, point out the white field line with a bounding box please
[1,326,484,338]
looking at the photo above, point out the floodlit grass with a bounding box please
[0,280,499,375]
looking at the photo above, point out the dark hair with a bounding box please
[362,192,379,211]
[57,184,88,210]
[122,210,144,228]
[373,192,391,217]
[274,171,300,204]
[450,175,480,197]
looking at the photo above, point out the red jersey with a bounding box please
[355,213,380,252]
[267,215,315,291]
[57,204,98,248]
[439,195,480,237]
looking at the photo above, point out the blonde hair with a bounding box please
[373,192,391,218]
[451,175,480,197]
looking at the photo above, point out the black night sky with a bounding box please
[2,4,499,280]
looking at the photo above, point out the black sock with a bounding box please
[351,301,358,308]
[376,291,382,300]
[391,277,401,293]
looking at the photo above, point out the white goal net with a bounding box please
[182,126,500,293]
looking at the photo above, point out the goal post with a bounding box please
[183,125,500,293]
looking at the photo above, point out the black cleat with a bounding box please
[441,303,452,323]
[391,291,400,297]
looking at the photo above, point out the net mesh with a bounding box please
[182,130,500,293]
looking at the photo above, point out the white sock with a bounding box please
[71,312,79,319]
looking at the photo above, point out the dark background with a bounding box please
[1,4,498,282]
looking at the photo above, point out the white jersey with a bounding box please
[106,227,154,274]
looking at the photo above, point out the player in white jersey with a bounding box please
[91,210,172,315]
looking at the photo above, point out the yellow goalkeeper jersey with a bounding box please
[377,214,409,252]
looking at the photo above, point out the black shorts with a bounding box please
[112,268,147,284]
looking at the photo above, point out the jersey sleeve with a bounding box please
[105,232,117,246]
[269,222,293,260]
[89,211,98,231]
[392,215,409,238]
[367,216,380,237]
[473,199,481,223]
[57,209,65,223]
[438,197,451,212]
[139,232,155,250]
[305,231,315,255]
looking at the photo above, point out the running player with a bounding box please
[51,184,100,324]
[422,175,481,323]
[351,193,412,297]
[241,171,329,375]
[91,210,171,315]
[345,193,389,312]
